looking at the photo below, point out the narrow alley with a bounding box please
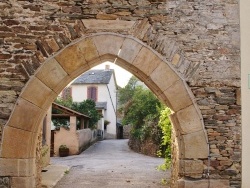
[51,139,170,188]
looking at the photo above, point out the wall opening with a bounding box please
[0,33,208,187]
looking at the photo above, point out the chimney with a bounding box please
[105,64,110,71]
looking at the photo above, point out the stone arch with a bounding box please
[0,33,208,187]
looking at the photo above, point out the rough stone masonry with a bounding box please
[0,0,240,187]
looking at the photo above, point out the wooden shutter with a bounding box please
[87,86,97,101]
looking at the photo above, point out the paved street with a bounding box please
[52,139,170,188]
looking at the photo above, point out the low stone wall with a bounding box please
[77,129,97,152]
[123,125,131,139]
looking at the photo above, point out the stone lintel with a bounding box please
[82,19,135,30]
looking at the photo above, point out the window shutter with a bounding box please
[87,87,91,99]
[87,87,97,102]
[92,87,97,101]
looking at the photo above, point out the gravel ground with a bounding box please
[52,139,170,188]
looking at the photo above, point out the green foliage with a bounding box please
[122,87,162,129]
[71,99,102,129]
[157,107,172,170]
[118,76,139,105]
[119,76,172,170]
[53,98,101,129]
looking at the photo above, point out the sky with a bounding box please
[91,61,132,88]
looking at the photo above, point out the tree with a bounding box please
[118,76,139,105]
[71,99,101,129]
[122,87,162,129]
[118,76,172,166]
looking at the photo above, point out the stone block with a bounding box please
[21,77,57,109]
[119,38,143,64]
[157,92,172,109]
[144,77,162,96]
[236,88,241,105]
[96,13,118,20]
[45,38,60,52]
[175,105,203,134]
[182,130,209,159]
[0,158,35,177]
[164,80,193,112]
[132,47,162,76]
[1,126,37,158]
[172,53,181,66]
[55,44,87,75]
[12,176,36,188]
[99,54,116,64]
[36,58,71,94]
[93,34,125,57]
[77,38,99,63]
[133,19,151,40]
[82,19,135,30]
[149,62,179,92]
[7,98,43,132]
[179,160,204,179]
[177,178,229,188]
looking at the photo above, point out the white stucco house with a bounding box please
[65,66,118,139]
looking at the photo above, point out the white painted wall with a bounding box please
[105,74,117,138]
[241,1,250,187]
[71,72,117,139]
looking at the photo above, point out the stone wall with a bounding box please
[0,0,240,187]
[123,124,131,139]
[192,86,241,187]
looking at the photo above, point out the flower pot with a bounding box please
[59,148,69,157]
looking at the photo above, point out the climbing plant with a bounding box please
[157,107,172,170]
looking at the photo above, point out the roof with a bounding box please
[72,69,114,84]
[52,102,90,119]
[95,102,107,110]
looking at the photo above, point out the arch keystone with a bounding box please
[93,34,125,57]
[119,38,143,64]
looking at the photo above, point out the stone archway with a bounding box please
[0,33,209,187]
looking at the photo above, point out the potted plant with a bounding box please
[59,145,69,157]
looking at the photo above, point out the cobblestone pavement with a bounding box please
[52,139,170,188]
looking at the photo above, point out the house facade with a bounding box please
[68,66,118,139]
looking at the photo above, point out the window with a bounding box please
[87,86,97,102]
